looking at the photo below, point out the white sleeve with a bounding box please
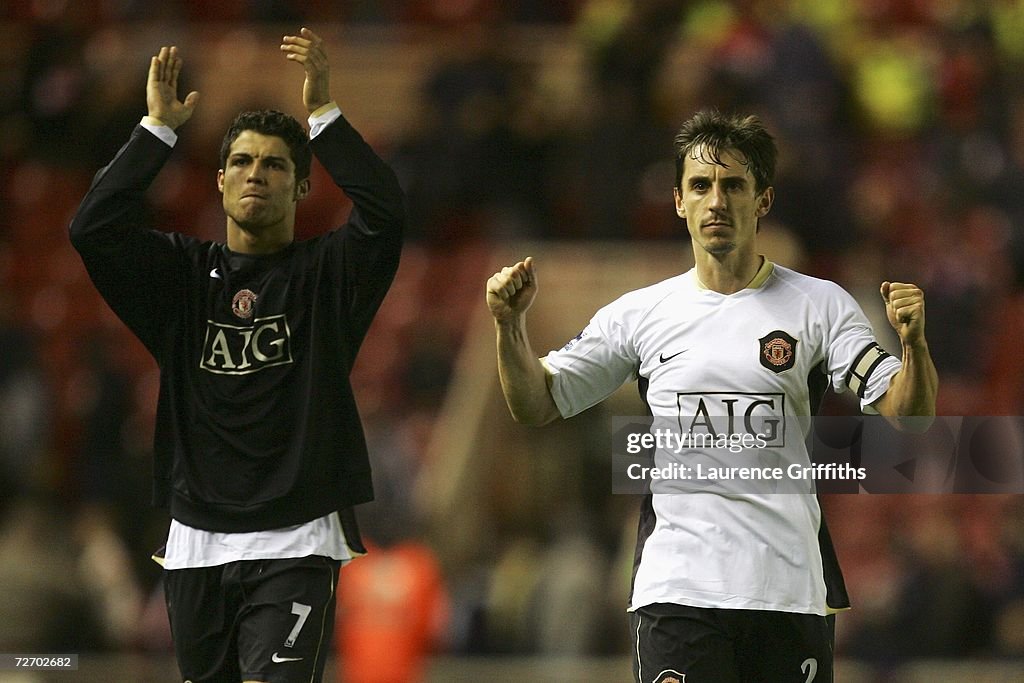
[544,300,639,419]
[822,285,901,414]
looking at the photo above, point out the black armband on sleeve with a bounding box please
[845,342,895,399]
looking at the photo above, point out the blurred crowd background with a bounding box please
[3,0,1024,679]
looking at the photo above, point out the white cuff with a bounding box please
[308,102,341,139]
[140,117,177,147]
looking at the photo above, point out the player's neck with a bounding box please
[694,251,764,294]
[226,222,294,255]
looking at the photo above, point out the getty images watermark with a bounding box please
[611,416,1024,494]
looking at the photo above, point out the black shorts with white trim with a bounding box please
[165,555,341,683]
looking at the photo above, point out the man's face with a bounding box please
[674,145,772,257]
[217,130,308,235]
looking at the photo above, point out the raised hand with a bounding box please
[280,27,331,114]
[146,46,199,130]
[880,281,927,348]
[487,257,539,323]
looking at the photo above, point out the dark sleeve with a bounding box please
[311,113,406,349]
[68,125,187,360]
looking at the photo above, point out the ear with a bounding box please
[216,169,225,193]
[294,178,311,201]
[674,186,685,218]
[756,186,774,218]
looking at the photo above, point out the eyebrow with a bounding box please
[687,174,748,186]
[228,152,290,165]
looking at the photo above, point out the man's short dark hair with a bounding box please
[673,110,777,194]
[219,110,312,182]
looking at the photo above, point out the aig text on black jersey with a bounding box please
[200,314,294,375]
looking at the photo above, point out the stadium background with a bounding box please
[2,0,1024,680]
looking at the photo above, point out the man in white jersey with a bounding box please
[485,110,938,682]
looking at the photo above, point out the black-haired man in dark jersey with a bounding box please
[70,28,404,683]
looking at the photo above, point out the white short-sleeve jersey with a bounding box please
[543,260,900,616]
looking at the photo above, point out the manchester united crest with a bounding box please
[759,330,797,373]
[232,289,258,320]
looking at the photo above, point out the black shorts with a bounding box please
[631,603,835,683]
[164,555,341,683]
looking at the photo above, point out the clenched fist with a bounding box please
[486,257,538,323]
[881,281,927,348]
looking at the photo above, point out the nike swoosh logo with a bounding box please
[210,268,222,279]
[659,350,686,363]
[271,653,303,663]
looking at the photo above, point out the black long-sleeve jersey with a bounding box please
[69,114,405,533]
